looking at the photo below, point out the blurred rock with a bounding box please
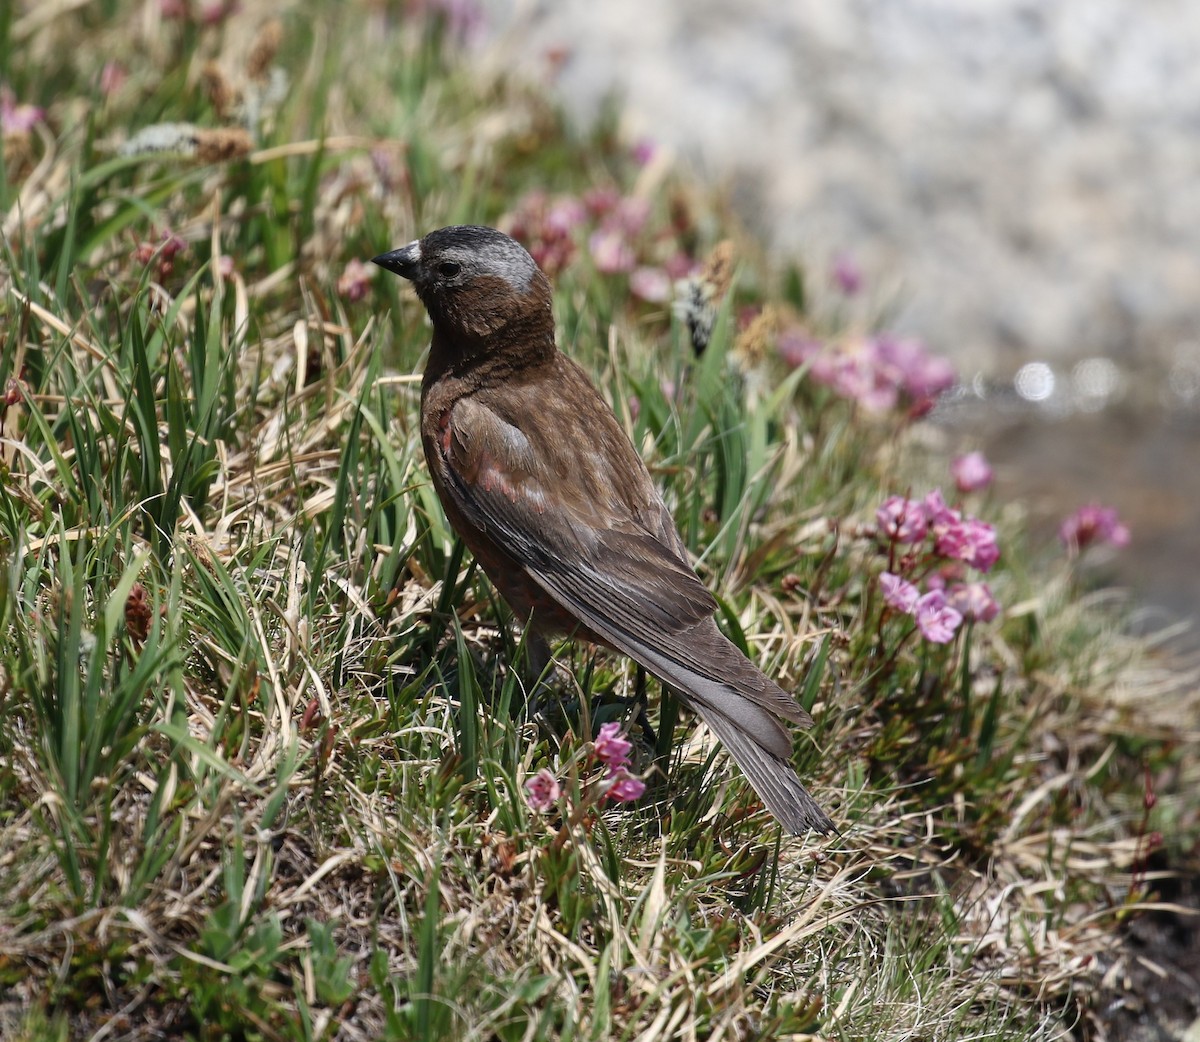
[488,0,1200,373]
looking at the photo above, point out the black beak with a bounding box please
[372,241,421,280]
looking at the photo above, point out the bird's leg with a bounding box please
[632,664,658,747]
[525,630,555,683]
[523,629,578,744]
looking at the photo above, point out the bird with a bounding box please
[372,225,834,835]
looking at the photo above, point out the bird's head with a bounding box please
[373,225,555,359]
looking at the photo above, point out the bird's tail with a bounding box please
[688,700,835,835]
[611,626,835,835]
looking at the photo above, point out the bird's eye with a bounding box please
[437,261,462,278]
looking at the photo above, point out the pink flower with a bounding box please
[544,197,586,235]
[630,266,672,302]
[502,192,581,277]
[915,590,963,644]
[935,516,1000,573]
[951,451,993,493]
[925,571,948,592]
[830,252,863,295]
[873,335,956,400]
[831,351,898,412]
[198,0,240,25]
[582,186,620,218]
[610,197,651,236]
[589,228,636,274]
[1059,503,1130,552]
[1,87,44,135]
[524,768,561,812]
[593,722,632,769]
[784,331,956,413]
[947,582,1000,622]
[337,258,372,302]
[133,229,187,278]
[603,767,646,803]
[880,572,920,614]
[100,62,128,99]
[924,488,961,531]
[877,496,929,544]
[631,138,658,166]
[663,252,698,279]
[777,329,825,370]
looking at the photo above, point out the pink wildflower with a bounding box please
[100,62,128,99]
[610,197,651,236]
[951,451,993,493]
[544,197,587,235]
[663,252,698,279]
[593,722,632,769]
[923,488,961,531]
[198,0,240,25]
[935,516,1000,573]
[877,496,929,544]
[776,329,825,371]
[1,87,44,135]
[947,582,1000,623]
[631,138,658,166]
[830,252,863,295]
[604,766,646,803]
[582,186,620,219]
[630,266,672,302]
[915,590,963,644]
[133,230,187,278]
[524,768,561,812]
[337,258,372,302]
[925,570,949,591]
[502,191,581,277]
[1059,503,1130,552]
[831,349,898,412]
[880,572,920,614]
[874,334,956,401]
[589,228,636,274]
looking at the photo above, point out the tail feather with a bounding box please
[604,623,834,834]
[693,703,835,834]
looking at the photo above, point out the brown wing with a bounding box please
[433,358,809,724]
[437,357,715,611]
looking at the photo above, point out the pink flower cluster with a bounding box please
[1059,503,1130,553]
[524,768,560,812]
[132,229,187,280]
[830,252,863,296]
[502,191,586,277]
[778,329,956,416]
[876,488,1001,643]
[501,180,695,300]
[523,721,646,815]
[337,258,372,302]
[593,721,646,802]
[951,451,993,493]
[1,86,44,135]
